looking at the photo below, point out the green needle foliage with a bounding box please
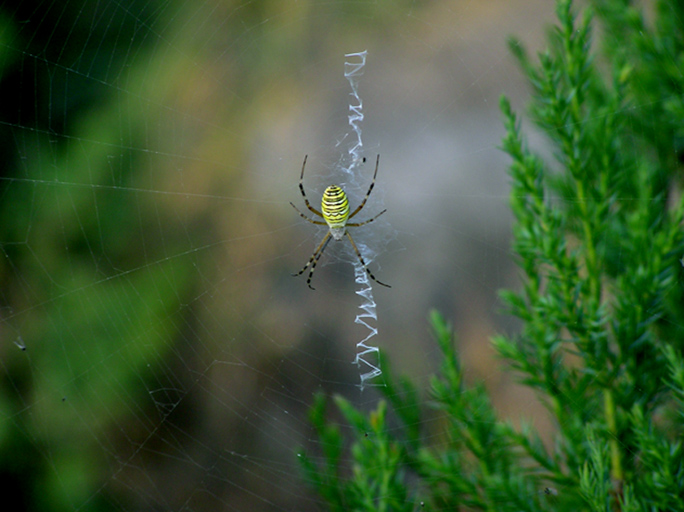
[299,0,684,510]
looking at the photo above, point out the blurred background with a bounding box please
[0,0,560,510]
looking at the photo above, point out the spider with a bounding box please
[290,154,391,290]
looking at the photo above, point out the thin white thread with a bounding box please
[353,264,381,387]
[343,51,367,175]
[342,50,382,390]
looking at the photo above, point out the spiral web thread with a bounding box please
[341,51,382,390]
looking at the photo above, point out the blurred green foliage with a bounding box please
[0,2,197,510]
[300,0,684,510]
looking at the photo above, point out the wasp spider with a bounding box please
[290,155,390,290]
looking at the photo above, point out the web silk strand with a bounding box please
[353,265,381,387]
[344,51,365,168]
[343,50,382,390]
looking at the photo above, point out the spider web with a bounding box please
[340,50,383,390]
[0,0,640,510]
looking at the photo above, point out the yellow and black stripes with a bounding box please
[321,185,350,233]
[291,154,390,290]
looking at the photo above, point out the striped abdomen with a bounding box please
[322,185,349,239]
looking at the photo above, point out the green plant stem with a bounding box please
[603,388,623,484]
[575,179,600,303]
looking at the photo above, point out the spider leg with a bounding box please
[291,202,327,225]
[347,208,386,227]
[292,232,332,290]
[298,155,324,217]
[345,231,391,288]
[348,154,380,220]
